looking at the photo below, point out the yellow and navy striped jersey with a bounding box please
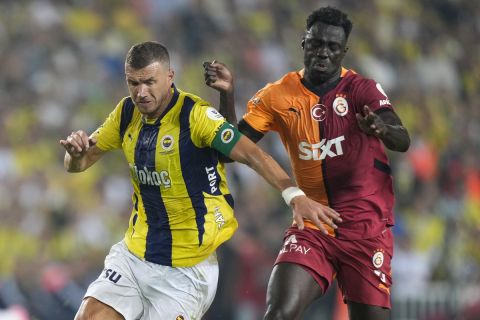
[92,85,238,267]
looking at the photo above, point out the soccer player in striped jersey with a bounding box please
[204,7,410,320]
[60,41,340,320]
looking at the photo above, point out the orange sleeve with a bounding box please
[243,87,278,133]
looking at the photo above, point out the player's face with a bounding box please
[303,22,347,85]
[125,61,174,119]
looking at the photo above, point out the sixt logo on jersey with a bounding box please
[298,135,345,160]
[130,165,171,188]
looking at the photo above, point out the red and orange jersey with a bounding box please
[243,68,395,239]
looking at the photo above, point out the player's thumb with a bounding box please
[88,137,97,147]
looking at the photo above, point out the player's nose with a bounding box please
[315,45,328,57]
[137,84,148,97]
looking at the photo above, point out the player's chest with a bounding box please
[274,93,358,140]
[121,121,182,167]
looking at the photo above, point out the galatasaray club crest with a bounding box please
[333,96,348,116]
[372,249,385,268]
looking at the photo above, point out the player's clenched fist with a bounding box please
[59,130,96,158]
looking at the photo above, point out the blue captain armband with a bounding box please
[211,122,242,156]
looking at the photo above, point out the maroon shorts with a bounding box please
[275,226,393,308]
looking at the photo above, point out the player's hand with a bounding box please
[290,195,342,234]
[59,130,96,158]
[356,105,388,138]
[203,60,233,93]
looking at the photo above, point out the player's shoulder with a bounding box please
[258,70,302,97]
[116,96,133,107]
[175,89,212,121]
[178,89,223,122]
[179,89,211,108]
[110,96,136,117]
[341,68,392,103]
[342,68,377,88]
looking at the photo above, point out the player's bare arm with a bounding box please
[203,60,237,126]
[229,135,342,234]
[59,130,104,172]
[356,105,410,152]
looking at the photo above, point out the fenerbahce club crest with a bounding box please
[160,135,174,152]
[220,128,234,143]
[333,96,348,116]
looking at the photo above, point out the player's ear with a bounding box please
[168,69,175,83]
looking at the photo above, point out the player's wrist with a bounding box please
[219,84,234,95]
[282,187,306,206]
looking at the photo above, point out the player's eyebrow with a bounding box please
[143,77,156,83]
[127,76,156,83]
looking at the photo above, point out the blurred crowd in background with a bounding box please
[0,0,479,319]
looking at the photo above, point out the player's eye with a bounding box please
[305,41,320,49]
[329,44,341,52]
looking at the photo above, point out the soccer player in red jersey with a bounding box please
[204,6,410,320]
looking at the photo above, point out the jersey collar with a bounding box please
[298,66,350,78]
[298,67,349,97]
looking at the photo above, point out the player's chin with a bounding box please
[308,71,330,84]
[136,102,154,113]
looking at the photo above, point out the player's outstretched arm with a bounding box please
[356,105,410,152]
[229,135,342,234]
[59,130,105,172]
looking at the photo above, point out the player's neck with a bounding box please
[159,88,174,114]
[302,73,341,97]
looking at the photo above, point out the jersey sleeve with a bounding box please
[91,98,125,151]
[189,102,226,148]
[354,79,394,113]
[242,87,278,133]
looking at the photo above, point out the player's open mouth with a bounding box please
[313,63,328,71]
